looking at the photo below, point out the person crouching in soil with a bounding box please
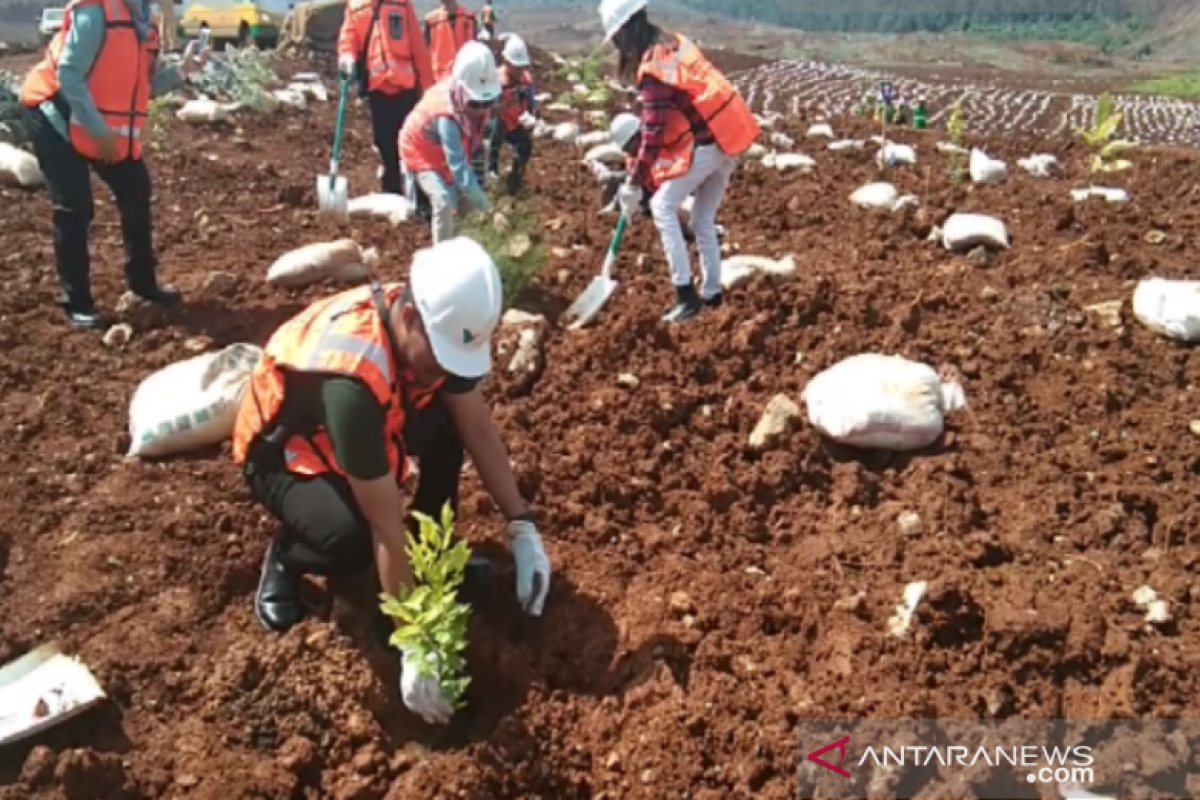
[486,33,536,196]
[400,41,499,244]
[600,0,760,323]
[231,237,551,725]
[20,0,210,330]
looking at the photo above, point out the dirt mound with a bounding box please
[1,57,1200,800]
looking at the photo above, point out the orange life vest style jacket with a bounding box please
[425,6,475,82]
[636,34,759,187]
[22,0,159,162]
[338,0,432,94]
[398,79,485,185]
[231,283,443,484]
[497,64,531,132]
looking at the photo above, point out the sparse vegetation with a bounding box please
[946,101,968,182]
[146,97,171,150]
[1128,71,1200,99]
[1075,92,1136,173]
[460,196,545,308]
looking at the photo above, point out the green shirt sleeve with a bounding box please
[322,377,392,480]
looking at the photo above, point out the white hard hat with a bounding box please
[598,0,647,42]
[610,112,639,148]
[409,237,502,378]
[452,41,501,103]
[502,34,530,67]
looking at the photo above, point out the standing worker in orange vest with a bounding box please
[600,0,760,323]
[480,0,496,38]
[424,0,477,83]
[400,41,499,244]
[486,34,536,196]
[233,236,551,724]
[338,0,433,196]
[19,0,209,331]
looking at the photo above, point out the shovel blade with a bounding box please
[562,275,617,330]
[317,174,348,218]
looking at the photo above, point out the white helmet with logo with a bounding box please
[409,237,503,378]
[610,112,640,149]
[598,0,647,43]
[452,41,502,103]
[502,34,530,67]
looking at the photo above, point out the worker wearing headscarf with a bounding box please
[399,41,499,243]
[601,0,760,323]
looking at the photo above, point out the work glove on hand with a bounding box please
[400,648,454,724]
[337,55,356,80]
[617,179,642,219]
[507,519,550,616]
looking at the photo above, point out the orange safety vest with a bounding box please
[636,34,759,188]
[497,64,531,132]
[231,282,443,483]
[338,0,431,93]
[22,0,159,162]
[398,78,485,185]
[425,6,475,82]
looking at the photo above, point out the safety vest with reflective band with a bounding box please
[497,64,531,132]
[231,282,444,484]
[338,0,430,93]
[398,78,485,185]
[635,34,759,188]
[22,0,159,162]
[425,6,475,82]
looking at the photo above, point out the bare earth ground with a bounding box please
[1,46,1200,800]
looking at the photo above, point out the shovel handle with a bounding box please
[600,213,627,280]
[329,76,351,188]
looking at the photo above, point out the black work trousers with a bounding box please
[243,397,465,577]
[23,106,160,313]
[367,88,420,195]
[487,124,532,194]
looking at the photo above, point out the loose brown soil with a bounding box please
[1,48,1200,800]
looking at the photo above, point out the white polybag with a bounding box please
[176,99,234,123]
[347,193,412,225]
[806,123,834,138]
[1070,186,1129,204]
[942,213,1009,251]
[877,143,916,167]
[127,344,263,458]
[272,89,308,109]
[802,354,966,450]
[969,148,1007,184]
[1017,154,1060,177]
[828,139,864,152]
[552,122,579,144]
[770,132,794,148]
[0,142,43,187]
[266,239,378,288]
[850,182,898,210]
[741,143,768,160]
[773,153,817,171]
[1131,278,1200,342]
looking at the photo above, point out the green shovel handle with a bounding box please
[329,75,351,190]
[600,213,627,280]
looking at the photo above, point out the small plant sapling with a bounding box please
[379,503,472,710]
[1075,92,1135,174]
[146,97,171,151]
[946,102,968,183]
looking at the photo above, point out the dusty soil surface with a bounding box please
[2,48,1200,800]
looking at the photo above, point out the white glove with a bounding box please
[400,649,454,724]
[518,111,537,129]
[338,55,356,79]
[617,181,642,218]
[507,520,550,616]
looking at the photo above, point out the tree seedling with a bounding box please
[1076,92,1135,174]
[379,503,473,710]
[946,101,968,183]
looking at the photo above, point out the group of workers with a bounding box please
[16,0,757,723]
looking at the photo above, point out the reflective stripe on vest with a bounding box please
[347,0,419,92]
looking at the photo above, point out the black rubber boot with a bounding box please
[663,283,701,323]
[703,292,723,309]
[65,307,109,331]
[506,160,526,196]
[131,286,182,309]
[255,538,306,632]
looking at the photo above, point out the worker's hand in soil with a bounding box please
[400,648,454,724]
[617,181,642,219]
[506,520,550,616]
[180,41,211,79]
[338,56,355,79]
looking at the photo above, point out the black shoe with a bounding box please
[663,284,701,323]
[255,539,305,632]
[703,292,723,309]
[66,308,109,331]
[132,286,182,308]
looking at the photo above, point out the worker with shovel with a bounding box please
[486,34,536,196]
[233,236,551,725]
[20,0,210,330]
[337,0,433,196]
[400,41,499,244]
[600,0,759,323]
